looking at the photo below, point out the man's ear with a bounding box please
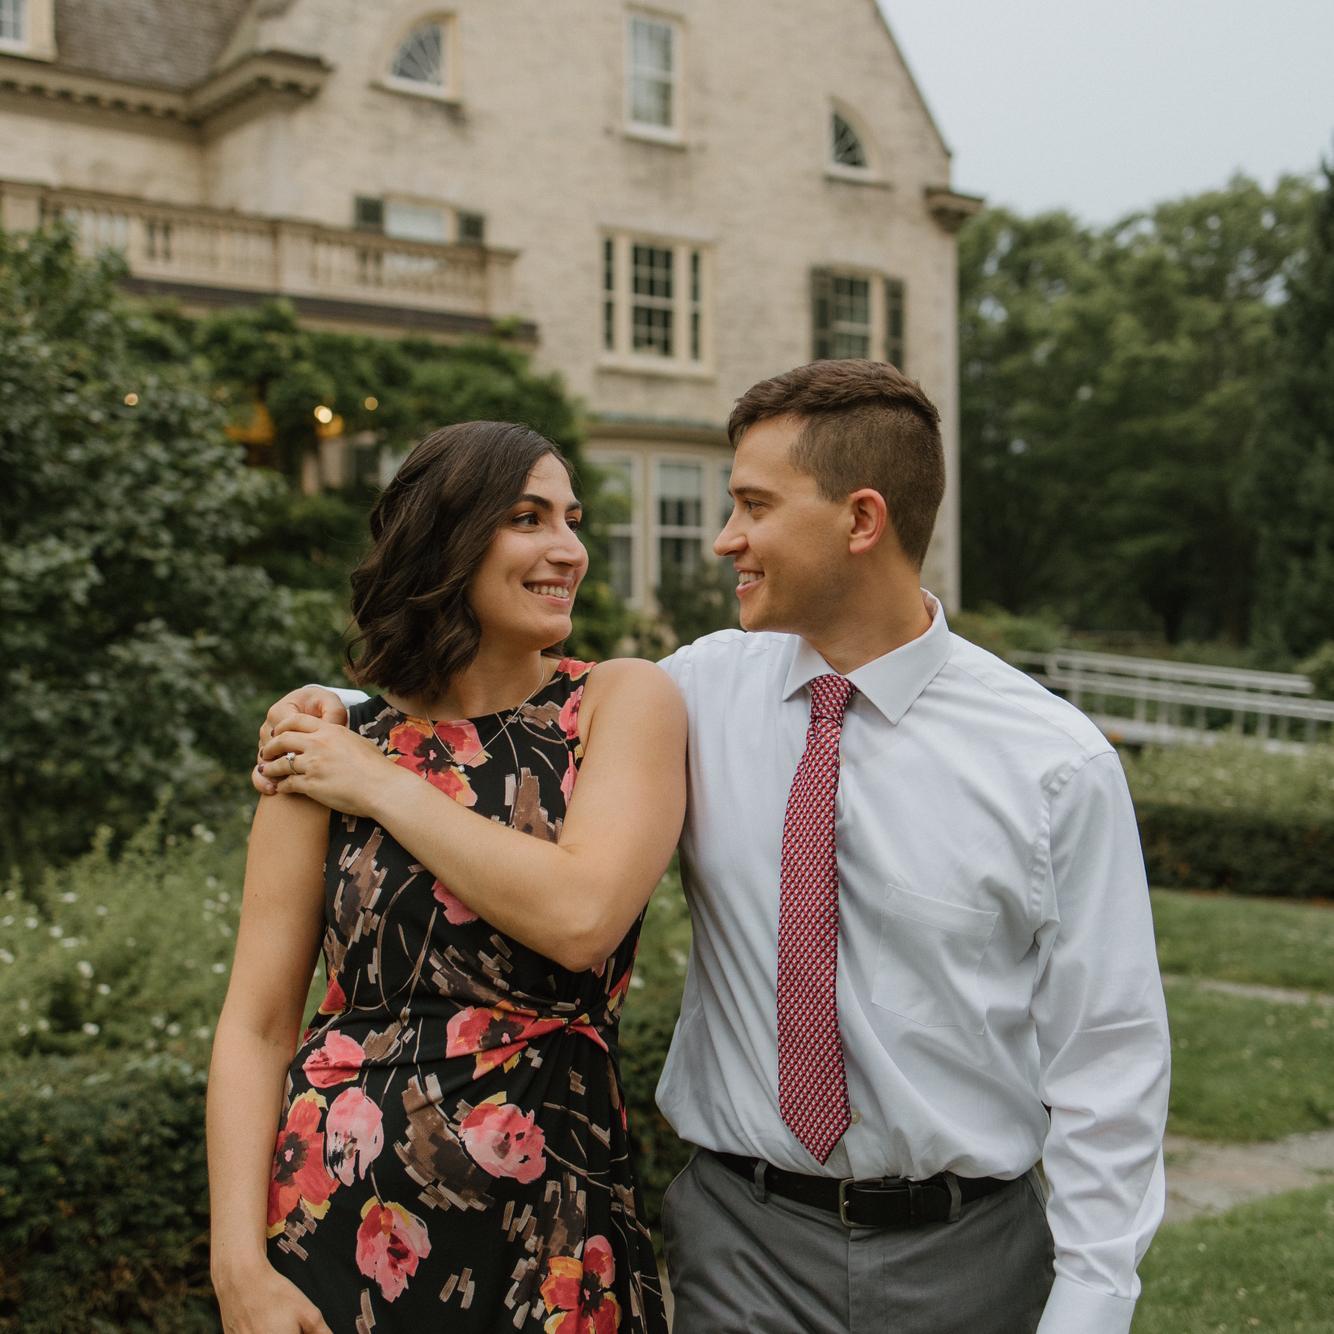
[847,488,889,556]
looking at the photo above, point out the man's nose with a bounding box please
[713,517,744,558]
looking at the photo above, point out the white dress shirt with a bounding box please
[653,594,1170,1334]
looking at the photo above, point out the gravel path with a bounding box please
[1163,974,1334,1008]
[1164,1127,1334,1223]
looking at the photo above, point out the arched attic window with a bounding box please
[389,20,447,90]
[830,111,869,169]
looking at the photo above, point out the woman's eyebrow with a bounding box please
[514,494,583,512]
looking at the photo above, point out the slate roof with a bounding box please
[52,0,252,90]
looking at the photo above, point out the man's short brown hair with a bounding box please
[727,359,944,567]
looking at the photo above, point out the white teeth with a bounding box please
[526,584,570,599]
[737,572,763,586]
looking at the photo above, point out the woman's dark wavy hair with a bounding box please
[345,421,573,702]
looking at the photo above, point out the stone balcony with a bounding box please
[0,178,533,342]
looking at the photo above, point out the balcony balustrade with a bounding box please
[0,179,518,325]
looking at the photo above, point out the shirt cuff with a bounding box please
[323,685,369,708]
[1037,1275,1136,1334]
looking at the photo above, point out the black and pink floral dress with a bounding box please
[265,659,667,1334]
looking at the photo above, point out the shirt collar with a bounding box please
[781,590,952,724]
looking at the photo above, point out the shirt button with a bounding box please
[849,1108,862,1125]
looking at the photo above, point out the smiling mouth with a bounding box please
[524,582,571,602]
[736,572,764,594]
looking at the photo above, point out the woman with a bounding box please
[206,422,685,1334]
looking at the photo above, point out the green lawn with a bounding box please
[1164,980,1334,1141]
[1135,1186,1334,1332]
[1152,889,1334,993]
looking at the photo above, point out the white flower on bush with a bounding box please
[192,824,216,843]
[95,905,109,917]
[59,891,78,904]
[24,917,36,929]
[96,983,110,996]
[77,960,94,979]
[82,1022,99,1036]
[211,962,227,974]
[48,924,62,938]
[0,948,13,965]
[166,1021,182,1036]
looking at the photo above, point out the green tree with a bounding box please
[959,174,1314,644]
[1247,158,1334,657]
[0,229,341,869]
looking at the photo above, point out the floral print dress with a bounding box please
[266,659,667,1334]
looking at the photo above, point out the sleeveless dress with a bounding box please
[265,658,668,1334]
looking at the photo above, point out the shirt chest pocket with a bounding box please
[871,884,999,1035]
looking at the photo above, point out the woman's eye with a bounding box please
[567,517,583,532]
[513,512,540,526]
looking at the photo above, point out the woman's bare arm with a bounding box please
[262,659,687,972]
[206,793,333,1333]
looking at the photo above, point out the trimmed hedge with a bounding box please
[0,1054,217,1332]
[1138,801,1334,900]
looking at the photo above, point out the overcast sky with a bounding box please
[877,0,1334,223]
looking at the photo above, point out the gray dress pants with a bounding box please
[663,1150,1054,1334]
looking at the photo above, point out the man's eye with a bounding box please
[744,500,763,513]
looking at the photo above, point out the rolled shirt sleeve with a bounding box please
[1031,750,1170,1333]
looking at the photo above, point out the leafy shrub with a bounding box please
[950,605,1065,660]
[1125,743,1334,899]
[0,811,254,1064]
[1299,641,1334,700]
[0,1054,217,1333]
[0,228,344,871]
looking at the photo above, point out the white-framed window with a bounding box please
[626,12,681,138]
[830,274,872,358]
[831,112,868,169]
[654,458,707,582]
[384,17,457,99]
[601,232,711,371]
[383,199,448,243]
[592,455,641,605]
[811,268,907,370]
[0,0,26,45]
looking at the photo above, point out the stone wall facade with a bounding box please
[0,0,977,608]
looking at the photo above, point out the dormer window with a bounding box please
[0,0,27,46]
[385,18,456,99]
[831,112,868,169]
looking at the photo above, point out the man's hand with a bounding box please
[253,687,349,796]
[259,715,405,820]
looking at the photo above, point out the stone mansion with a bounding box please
[0,0,979,609]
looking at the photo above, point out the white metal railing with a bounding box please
[1010,649,1334,752]
[0,179,515,317]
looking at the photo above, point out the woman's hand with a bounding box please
[254,687,350,797]
[214,1259,333,1333]
[260,715,406,819]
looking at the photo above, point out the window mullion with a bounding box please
[613,235,632,356]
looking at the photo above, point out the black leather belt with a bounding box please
[714,1151,1013,1228]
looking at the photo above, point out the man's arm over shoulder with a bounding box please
[1031,750,1170,1334]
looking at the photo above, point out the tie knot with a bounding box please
[808,674,856,723]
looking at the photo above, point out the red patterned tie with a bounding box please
[777,672,857,1164]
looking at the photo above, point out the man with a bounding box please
[259,360,1169,1332]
